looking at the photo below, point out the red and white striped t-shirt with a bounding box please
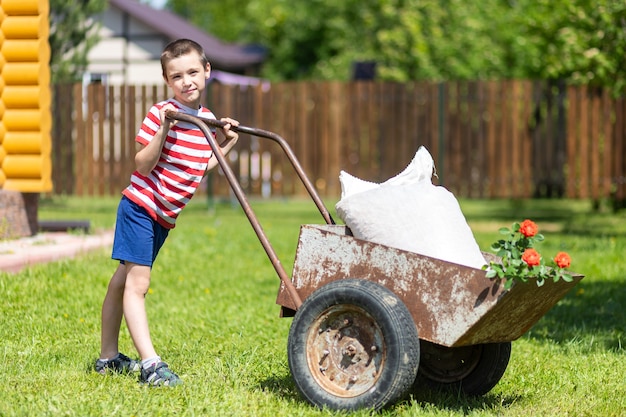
[122,99,217,229]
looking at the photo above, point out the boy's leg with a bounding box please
[100,263,127,359]
[123,262,158,360]
[124,261,182,386]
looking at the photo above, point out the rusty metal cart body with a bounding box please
[167,112,583,412]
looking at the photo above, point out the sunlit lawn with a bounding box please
[0,195,624,416]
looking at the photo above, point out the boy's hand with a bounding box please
[160,103,179,128]
[220,117,239,142]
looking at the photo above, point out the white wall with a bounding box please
[87,7,167,85]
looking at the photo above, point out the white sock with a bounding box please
[141,356,161,370]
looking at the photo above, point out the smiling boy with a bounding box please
[95,39,239,386]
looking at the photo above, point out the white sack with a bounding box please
[335,146,486,269]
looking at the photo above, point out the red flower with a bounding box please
[521,248,541,267]
[519,219,539,238]
[554,252,571,269]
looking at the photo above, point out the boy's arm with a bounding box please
[206,117,239,171]
[135,104,177,176]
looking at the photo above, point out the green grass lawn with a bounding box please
[1,195,624,416]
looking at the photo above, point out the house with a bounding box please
[87,0,266,85]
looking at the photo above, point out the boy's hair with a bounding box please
[161,38,209,78]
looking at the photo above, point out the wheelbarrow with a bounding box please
[166,111,584,411]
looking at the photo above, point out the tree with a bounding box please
[515,0,626,94]
[165,0,518,81]
[48,0,107,83]
[162,0,626,93]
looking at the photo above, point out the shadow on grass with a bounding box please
[461,198,589,221]
[407,387,524,414]
[257,374,301,404]
[526,280,625,350]
[258,373,525,413]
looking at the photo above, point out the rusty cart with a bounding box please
[167,112,584,412]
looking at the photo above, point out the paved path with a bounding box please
[0,230,115,273]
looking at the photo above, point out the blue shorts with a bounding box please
[111,196,169,267]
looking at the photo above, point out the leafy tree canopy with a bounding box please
[162,0,626,93]
[49,0,107,83]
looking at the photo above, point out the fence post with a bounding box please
[437,82,446,184]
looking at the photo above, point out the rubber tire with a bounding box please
[414,340,511,396]
[287,278,420,411]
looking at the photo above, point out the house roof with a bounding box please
[109,0,266,72]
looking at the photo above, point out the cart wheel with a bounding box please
[414,340,511,396]
[287,278,420,411]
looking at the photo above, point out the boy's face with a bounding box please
[163,51,211,108]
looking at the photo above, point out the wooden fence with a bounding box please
[51,80,626,201]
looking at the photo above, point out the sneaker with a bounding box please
[140,362,182,387]
[95,352,140,375]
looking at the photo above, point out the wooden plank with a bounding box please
[257,83,281,197]
[615,98,625,200]
[472,81,483,197]
[454,81,465,195]
[498,81,509,197]
[484,81,496,197]
[566,86,578,197]
[405,82,419,165]
[284,82,299,195]
[296,82,310,194]
[267,82,283,195]
[73,84,84,196]
[429,83,441,185]
[398,82,412,173]
[413,82,429,159]
[120,84,134,193]
[590,88,600,200]
[85,84,96,196]
[369,82,382,178]
[510,81,521,198]
[108,84,116,195]
[51,84,75,195]
[473,81,485,197]
[447,81,461,195]
[96,84,106,196]
[470,81,485,198]
[578,86,589,198]
[317,82,330,195]
[327,81,342,197]
[601,90,613,196]
[377,81,393,181]
[119,85,127,189]
[520,80,533,198]
[342,82,357,177]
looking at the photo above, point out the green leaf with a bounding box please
[499,227,511,235]
[496,248,509,257]
[485,269,498,279]
[511,258,523,268]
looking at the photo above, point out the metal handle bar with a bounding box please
[165,110,330,309]
[194,116,335,226]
